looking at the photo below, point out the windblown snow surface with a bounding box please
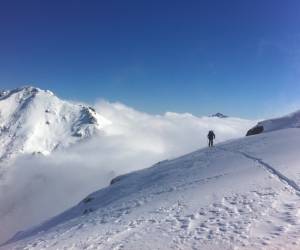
[3,127,300,250]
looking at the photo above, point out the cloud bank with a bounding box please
[0,101,256,243]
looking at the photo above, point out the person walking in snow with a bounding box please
[207,130,215,147]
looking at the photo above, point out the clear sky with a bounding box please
[0,0,299,118]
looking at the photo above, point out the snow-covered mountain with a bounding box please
[0,86,110,161]
[4,112,300,249]
[246,109,300,136]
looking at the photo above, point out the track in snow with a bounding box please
[218,146,300,195]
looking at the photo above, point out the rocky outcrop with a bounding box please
[246,125,264,136]
[110,175,125,185]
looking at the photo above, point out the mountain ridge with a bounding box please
[0,86,110,161]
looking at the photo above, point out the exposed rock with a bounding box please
[110,175,125,185]
[88,107,96,113]
[246,125,264,136]
[211,113,228,118]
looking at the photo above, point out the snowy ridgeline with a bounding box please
[247,109,300,136]
[3,127,300,250]
[0,86,110,161]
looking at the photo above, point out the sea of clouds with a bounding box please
[0,100,256,243]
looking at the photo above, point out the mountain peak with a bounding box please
[19,85,54,94]
[210,112,228,118]
[0,86,53,101]
[0,86,110,160]
[17,85,40,92]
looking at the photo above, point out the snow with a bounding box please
[249,109,300,134]
[0,86,110,161]
[0,86,252,164]
[0,87,255,245]
[3,127,300,249]
[3,86,300,249]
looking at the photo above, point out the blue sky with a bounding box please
[0,0,299,118]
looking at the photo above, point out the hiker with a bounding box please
[207,130,215,147]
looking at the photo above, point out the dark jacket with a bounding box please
[208,131,215,140]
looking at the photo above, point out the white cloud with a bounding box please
[0,101,255,243]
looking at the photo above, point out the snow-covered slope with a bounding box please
[0,88,256,245]
[246,109,300,136]
[4,126,300,249]
[0,86,110,161]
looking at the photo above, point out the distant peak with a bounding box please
[211,113,228,118]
